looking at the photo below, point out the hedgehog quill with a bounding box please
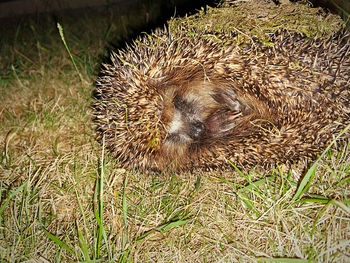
[94,3,350,174]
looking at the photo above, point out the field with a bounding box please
[0,1,349,262]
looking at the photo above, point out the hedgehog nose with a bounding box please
[189,121,206,140]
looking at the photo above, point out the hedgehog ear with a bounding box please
[201,89,242,137]
[211,88,243,113]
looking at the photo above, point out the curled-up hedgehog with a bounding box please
[94,20,350,174]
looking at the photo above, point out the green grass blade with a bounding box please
[292,124,350,201]
[136,219,192,241]
[276,164,285,196]
[237,192,262,218]
[297,198,329,204]
[122,173,129,252]
[94,135,109,259]
[228,161,250,182]
[42,226,75,257]
[93,176,102,259]
[73,184,90,258]
[0,180,28,218]
[311,201,331,236]
[57,23,84,85]
[76,221,91,261]
[239,177,269,192]
[159,219,192,230]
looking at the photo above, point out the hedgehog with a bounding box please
[94,19,350,174]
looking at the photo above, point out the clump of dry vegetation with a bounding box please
[170,0,345,44]
[0,0,349,262]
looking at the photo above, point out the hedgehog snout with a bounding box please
[166,109,204,144]
[164,92,207,146]
[189,121,206,140]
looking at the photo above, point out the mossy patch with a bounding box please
[169,0,345,45]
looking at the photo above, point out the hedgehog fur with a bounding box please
[94,23,350,174]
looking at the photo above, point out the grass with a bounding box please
[0,2,350,263]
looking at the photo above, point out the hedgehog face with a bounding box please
[166,94,206,144]
[159,80,248,164]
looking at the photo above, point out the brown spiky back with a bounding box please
[94,28,350,173]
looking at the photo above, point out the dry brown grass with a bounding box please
[1,1,350,262]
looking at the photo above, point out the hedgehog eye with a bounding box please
[173,94,186,110]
